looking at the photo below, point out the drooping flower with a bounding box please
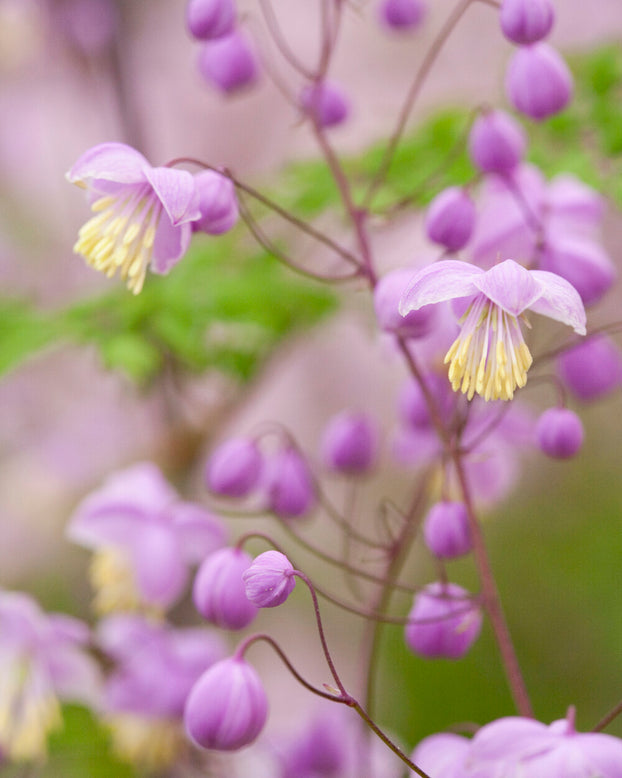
[67,143,201,293]
[399,259,586,401]
[242,550,296,608]
[0,590,101,762]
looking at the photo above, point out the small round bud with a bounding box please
[300,81,350,128]
[264,448,315,519]
[184,656,267,751]
[193,548,257,629]
[205,437,263,498]
[505,43,573,121]
[468,110,527,175]
[374,269,437,339]
[321,411,378,475]
[557,336,622,402]
[197,31,258,94]
[405,582,482,659]
[535,408,584,459]
[425,187,476,251]
[500,0,554,45]
[242,550,296,608]
[398,374,454,430]
[423,501,472,559]
[378,0,426,31]
[192,170,239,235]
[540,235,615,307]
[186,0,236,40]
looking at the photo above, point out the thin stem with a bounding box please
[363,0,475,208]
[259,0,315,78]
[593,699,622,733]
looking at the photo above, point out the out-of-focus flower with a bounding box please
[378,0,426,31]
[197,30,259,93]
[184,655,268,750]
[192,169,239,234]
[505,43,573,121]
[67,462,226,614]
[186,0,236,41]
[425,187,476,252]
[499,0,555,45]
[205,436,263,497]
[50,0,118,56]
[374,268,438,339]
[67,143,201,294]
[0,590,101,762]
[468,109,526,175]
[535,407,584,458]
[423,501,472,558]
[300,81,351,128]
[410,732,470,778]
[276,709,350,778]
[405,582,482,659]
[540,233,616,306]
[321,411,378,474]
[557,335,622,401]
[193,547,258,629]
[242,550,296,607]
[98,614,226,769]
[264,446,316,519]
[400,259,586,401]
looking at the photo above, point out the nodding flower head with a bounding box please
[400,259,586,402]
[67,143,200,294]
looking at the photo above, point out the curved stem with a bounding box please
[259,0,315,79]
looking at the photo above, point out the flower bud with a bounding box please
[378,0,426,31]
[193,548,257,629]
[374,269,437,339]
[535,408,584,459]
[405,582,482,659]
[300,81,350,128]
[264,448,315,519]
[468,110,526,175]
[242,550,296,607]
[192,170,239,235]
[500,0,554,45]
[197,31,258,94]
[398,374,454,430]
[557,336,622,402]
[186,0,236,40]
[540,234,615,307]
[425,187,476,251]
[184,656,267,750]
[423,501,472,559]
[505,43,573,121]
[205,437,263,498]
[321,411,378,475]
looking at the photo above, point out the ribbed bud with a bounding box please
[184,656,267,750]
[300,81,350,128]
[374,269,437,339]
[197,31,258,93]
[186,0,236,40]
[468,110,526,174]
[500,0,554,44]
[505,43,573,121]
[193,548,257,629]
[423,501,472,559]
[405,582,482,659]
[535,408,584,459]
[321,411,378,475]
[205,437,263,498]
[425,187,476,251]
[242,551,296,607]
[378,0,426,31]
[192,170,239,235]
[557,336,622,402]
[264,448,315,519]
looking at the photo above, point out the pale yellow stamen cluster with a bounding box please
[73,193,158,294]
[89,548,142,615]
[0,656,62,761]
[444,300,533,401]
[107,714,186,770]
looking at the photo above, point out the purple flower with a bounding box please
[264,446,316,519]
[192,169,239,234]
[557,335,622,401]
[540,233,616,306]
[374,268,438,339]
[205,436,263,497]
[321,411,378,474]
[193,547,258,629]
[242,550,296,608]
[0,590,101,761]
[197,30,259,94]
[505,43,573,121]
[300,81,351,128]
[67,462,227,613]
[276,709,350,778]
[186,0,236,40]
[468,109,527,175]
[67,143,201,293]
[499,0,555,45]
[535,407,584,458]
[378,0,426,31]
[399,258,586,401]
[405,582,482,659]
[184,655,268,750]
[425,186,476,252]
[423,501,472,559]
[411,732,470,778]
